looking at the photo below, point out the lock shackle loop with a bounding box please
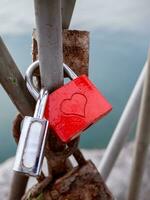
[33,88,49,119]
[25,60,78,100]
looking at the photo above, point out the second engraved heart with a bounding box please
[60,93,87,117]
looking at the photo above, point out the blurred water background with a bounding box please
[0,30,149,163]
[0,0,150,163]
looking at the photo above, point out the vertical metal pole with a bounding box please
[34,0,73,177]
[127,52,150,200]
[34,0,63,91]
[8,173,28,200]
[62,0,76,28]
[98,61,147,180]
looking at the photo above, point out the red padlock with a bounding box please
[44,64,112,142]
[26,61,112,143]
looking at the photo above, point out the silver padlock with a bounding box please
[13,60,77,176]
[13,88,49,177]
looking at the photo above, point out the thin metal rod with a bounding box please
[34,0,63,91]
[0,37,35,117]
[62,0,76,29]
[127,52,150,200]
[0,37,35,200]
[98,61,148,180]
[8,172,28,200]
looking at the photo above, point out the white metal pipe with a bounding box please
[98,61,148,181]
[127,53,150,200]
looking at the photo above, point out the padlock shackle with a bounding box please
[26,60,39,100]
[33,88,48,119]
[25,60,78,100]
[63,63,78,80]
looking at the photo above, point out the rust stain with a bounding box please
[32,29,89,77]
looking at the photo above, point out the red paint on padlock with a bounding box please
[44,75,112,142]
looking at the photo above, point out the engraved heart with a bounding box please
[60,93,87,117]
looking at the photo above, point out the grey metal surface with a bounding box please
[34,0,63,91]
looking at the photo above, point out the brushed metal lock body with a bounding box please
[13,89,49,177]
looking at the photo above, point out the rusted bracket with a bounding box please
[23,161,114,200]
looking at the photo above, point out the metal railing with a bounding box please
[4,0,150,199]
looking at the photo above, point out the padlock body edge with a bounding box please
[45,75,112,142]
[13,116,49,177]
